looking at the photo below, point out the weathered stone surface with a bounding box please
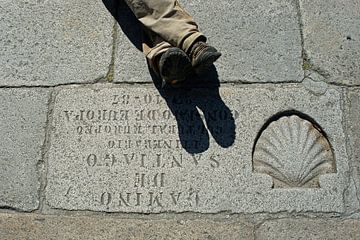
[0,213,254,240]
[0,89,50,211]
[112,23,151,84]
[256,218,360,240]
[0,0,113,86]
[300,0,360,85]
[346,89,360,210]
[112,3,151,84]
[111,0,303,83]
[46,84,348,213]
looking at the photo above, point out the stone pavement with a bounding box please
[0,0,359,239]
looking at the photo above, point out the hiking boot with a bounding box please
[158,47,193,87]
[189,41,221,74]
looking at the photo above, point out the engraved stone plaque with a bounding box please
[46,84,348,213]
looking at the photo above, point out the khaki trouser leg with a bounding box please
[124,0,206,72]
[141,28,172,74]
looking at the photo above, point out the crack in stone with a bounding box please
[105,19,119,82]
[39,206,346,218]
[0,80,358,89]
[296,0,335,84]
[293,0,307,80]
[37,90,57,213]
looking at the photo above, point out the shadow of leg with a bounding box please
[157,88,210,154]
[154,68,236,153]
[194,89,236,148]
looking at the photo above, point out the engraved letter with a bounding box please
[87,154,97,167]
[64,110,74,121]
[144,94,152,104]
[136,192,142,206]
[156,154,165,168]
[149,192,163,207]
[119,193,131,207]
[191,154,202,166]
[101,192,112,206]
[123,153,135,165]
[134,173,145,188]
[104,154,116,167]
[108,140,115,149]
[153,173,165,187]
[171,154,183,168]
[170,192,182,205]
[210,155,220,168]
[86,110,95,120]
[112,95,119,105]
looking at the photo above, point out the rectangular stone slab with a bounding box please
[46,84,348,213]
[256,218,360,240]
[113,0,303,83]
[0,89,50,211]
[0,0,113,86]
[0,213,254,240]
[346,89,360,208]
[300,0,360,85]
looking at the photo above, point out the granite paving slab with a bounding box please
[346,88,360,210]
[0,89,50,211]
[256,218,360,240]
[46,84,348,213]
[300,0,360,85]
[0,213,254,240]
[109,0,303,83]
[0,0,113,86]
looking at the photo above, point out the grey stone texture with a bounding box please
[46,84,348,213]
[0,0,113,86]
[0,213,254,240]
[300,0,360,85]
[112,0,303,83]
[112,3,151,84]
[0,89,50,211]
[346,89,360,210]
[1,0,359,237]
[256,218,360,240]
[113,24,150,84]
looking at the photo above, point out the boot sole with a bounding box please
[159,48,193,87]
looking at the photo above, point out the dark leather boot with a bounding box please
[189,41,221,74]
[158,47,193,87]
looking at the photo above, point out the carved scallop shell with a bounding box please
[253,115,336,188]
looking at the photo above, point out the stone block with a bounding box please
[46,84,348,213]
[346,89,360,209]
[256,218,360,240]
[300,0,360,85]
[0,0,113,86]
[0,213,254,240]
[112,0,303,83]
[0,89,50,211]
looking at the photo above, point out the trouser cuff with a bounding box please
[182,32,207,53]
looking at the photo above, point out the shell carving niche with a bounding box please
[253,115,336,188]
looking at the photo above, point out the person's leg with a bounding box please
[125,0,221,85]
[142,27,192,87]
[124,0,205,54]
[141,28,172,74]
